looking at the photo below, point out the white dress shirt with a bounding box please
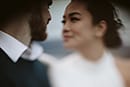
[49,51,125,87]
[22,42,44,61]
[0,31,28,62]
[22,42,57,62]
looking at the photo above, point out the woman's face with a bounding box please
[62,1,104,50]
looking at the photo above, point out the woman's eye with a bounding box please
[61,17,80,24]
[61,20,66,24]
[71,18,80,22]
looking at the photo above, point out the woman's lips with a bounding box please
[63,34,72,41]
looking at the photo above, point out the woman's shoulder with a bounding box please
[51,53,80,68]
[59,53,78,64]
[115,56,130,87]
[115,56,130,70]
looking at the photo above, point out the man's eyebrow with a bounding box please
[63,12,81,18]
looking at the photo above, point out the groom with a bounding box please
[0,0,53,87]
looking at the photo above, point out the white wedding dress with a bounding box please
[49,51,125,87]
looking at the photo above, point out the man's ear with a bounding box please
[95,20,107,38]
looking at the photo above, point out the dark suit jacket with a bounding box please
[0,48,51,87]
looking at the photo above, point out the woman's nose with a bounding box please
[63,22,71,31]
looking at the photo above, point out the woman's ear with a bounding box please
[95,20,107,38]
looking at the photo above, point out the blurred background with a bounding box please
[38,0,130,58]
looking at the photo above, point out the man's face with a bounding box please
[30,0,52,41]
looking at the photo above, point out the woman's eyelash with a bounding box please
[61,17,80,24]
[71,18,80,21]
[61,20,66,24]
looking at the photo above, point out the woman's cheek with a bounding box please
[71,29,81,36]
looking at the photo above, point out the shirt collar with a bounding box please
[22,42,43,61]
[0,31,28,63]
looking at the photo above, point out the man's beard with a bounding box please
[29,12,47,41]
[31,25,47,41]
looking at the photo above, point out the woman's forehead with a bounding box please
[64,2,89,17]
[66,2,86,12]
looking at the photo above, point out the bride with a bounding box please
[49,0,130,87]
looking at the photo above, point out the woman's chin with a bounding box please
[63,43,76,50]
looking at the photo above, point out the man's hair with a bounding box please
[0,0,52,27]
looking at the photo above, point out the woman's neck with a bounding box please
[78,42,106,62]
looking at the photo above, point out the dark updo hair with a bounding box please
[110,0,130,11]
[72,0,123,48]
[0,0,52,27]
